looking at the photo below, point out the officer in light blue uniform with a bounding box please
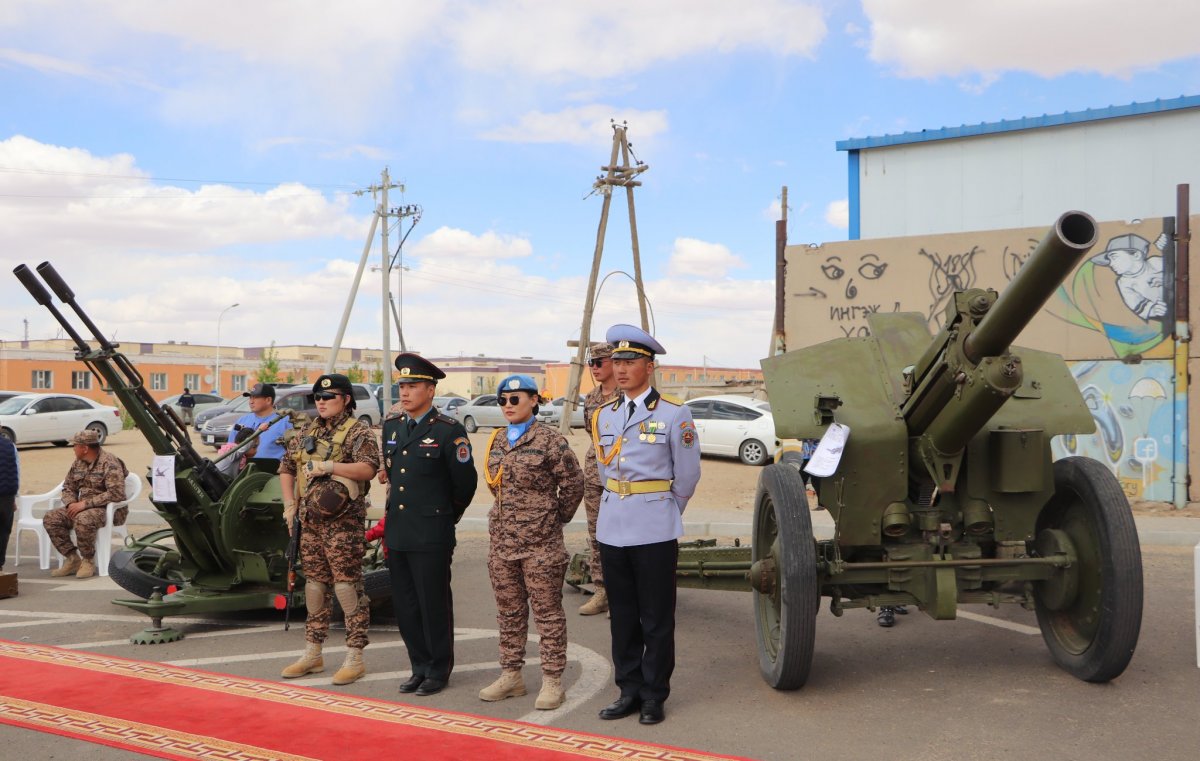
[592,324,701,727]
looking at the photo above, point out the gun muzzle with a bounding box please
[36,261,76,302]
[13,264,55,306]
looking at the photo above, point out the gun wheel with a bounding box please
[1034,456,1143,682]
[752,463,819,690]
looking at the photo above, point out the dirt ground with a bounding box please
[11,426,1197,519]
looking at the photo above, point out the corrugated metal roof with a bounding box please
[836,94,1200,151]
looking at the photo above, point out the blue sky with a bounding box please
[2,1,1198,368]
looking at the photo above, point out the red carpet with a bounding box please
[0,640,752,761]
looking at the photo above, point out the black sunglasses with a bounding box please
[498,394,527,407]
[313,392,343,401]
[587,358,609,367]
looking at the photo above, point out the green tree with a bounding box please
[345,363,365,383]
[369,367,384,384]
[256,341,281,384]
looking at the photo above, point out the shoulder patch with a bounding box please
[659,393,683,406]
[435,413,457,425]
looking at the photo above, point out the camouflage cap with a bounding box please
[588,342,614,360]
[70,429,101,446]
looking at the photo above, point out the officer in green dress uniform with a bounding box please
[379,353,478,696]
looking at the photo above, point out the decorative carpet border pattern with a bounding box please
[0,641,750,761]
[0,696,317,761]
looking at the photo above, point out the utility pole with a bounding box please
[328,168,404,412]
[560,122,650,434]
[771,185,788,357]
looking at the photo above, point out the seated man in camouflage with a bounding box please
[43,428,129,579]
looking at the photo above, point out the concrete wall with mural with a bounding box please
[783,214,1196,502]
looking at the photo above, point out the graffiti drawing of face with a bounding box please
[821,253,887,299]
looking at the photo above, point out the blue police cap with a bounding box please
[605,324,665,359]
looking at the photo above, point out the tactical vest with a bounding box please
[295,416,365,502]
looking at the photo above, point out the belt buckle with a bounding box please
[617,480,633,497]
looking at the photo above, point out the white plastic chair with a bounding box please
[31,472,142,577]
[13,482,63,570]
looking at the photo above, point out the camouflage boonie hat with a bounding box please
[70,429,101,446]
[588,342,614,360]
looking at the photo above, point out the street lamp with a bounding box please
[215,302,240,395]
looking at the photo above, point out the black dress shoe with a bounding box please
[598,695,641,720]
[639,700,665,725]
[415,678,447,696]
[877,607,896,627]
[398,675,425,694]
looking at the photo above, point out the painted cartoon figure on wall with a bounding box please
[1054,228,1171,358]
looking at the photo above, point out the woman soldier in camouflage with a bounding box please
[278,373,381,686]
[478,375,584,710]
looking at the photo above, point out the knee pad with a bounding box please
[334,582,361,615]
[305,580,329,614]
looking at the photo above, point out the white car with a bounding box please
[536,396,586,428]
[0,393,123,446]
[684,395,778,466]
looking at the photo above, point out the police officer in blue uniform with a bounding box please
[379,353,478,696]
[592,324,701,726]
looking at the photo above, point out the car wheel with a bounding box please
[53,440,69,447]
[358,414,373,427]
[0,428,14,443]
[739,438,768,466]
[463,416,478,433]
[86,422,108,445]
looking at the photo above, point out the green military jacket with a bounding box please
[381,407,478,551]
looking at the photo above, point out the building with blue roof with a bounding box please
[837,95,1200,240]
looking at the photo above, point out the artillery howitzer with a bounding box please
[13,262,389,643]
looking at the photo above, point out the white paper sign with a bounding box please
[803,422,850,478]
[151,455,177,502]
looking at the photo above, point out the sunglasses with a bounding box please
[313,392,344,401]
[586,358,609,368]
[498,394,527,407]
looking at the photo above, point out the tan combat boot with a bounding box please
[332,647,366,685]
[534,675,565,710]
[478,670,526,702]
[51,553,81,578]
[76,558,96,579]
[281,642,324,678]
[579,588,608,616]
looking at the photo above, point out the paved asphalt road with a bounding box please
[0,534,1197,761]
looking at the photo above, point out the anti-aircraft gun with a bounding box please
[660,211,1143,689]
[13,262,389,643]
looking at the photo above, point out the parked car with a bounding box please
[199,385,379,448]
[0,391,26,405]
[684,395,778,466]
[194,395,251,431]
[434,396,467,416]
[0,392,123,446]
[452,394,509,432]
[351,383,381,427]
[536,396,586,428]
[160,392,229,420]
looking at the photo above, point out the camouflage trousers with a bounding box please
[487,552,569,677]
[43,505,128,561]
[583,452,605,588]
[301,510,369,649]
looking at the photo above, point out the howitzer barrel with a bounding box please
[963,211,1098,363]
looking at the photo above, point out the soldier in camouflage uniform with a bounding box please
[278,373,381,686]
[44,428,129,579]
[579,341,618,615]
[479,374,584,710]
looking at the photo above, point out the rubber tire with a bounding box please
[739,439,769,466]
[86,422,108,445]
[358,415,373,427]
[1034,456,1143,683]
[463,416,478,434]
[53,440,69,447]
[753,463,819,689]
[0,428,13,443]
[109,547,175,600]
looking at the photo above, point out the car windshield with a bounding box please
[0,396,34,415]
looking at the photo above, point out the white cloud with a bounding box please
[666,238,747,278]
[763,199,783,220]
[449,0,827,79]
[408,227,533,261]
[824,199,849,229]
[862,0,1200,81]
[479,105,669,145]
